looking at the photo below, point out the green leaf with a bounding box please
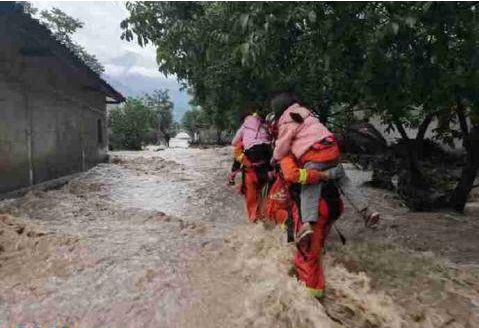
[391,22,399,34]
[240,42,250,57]
[240,13,249,32]
[423,2,433,12]
[404,16,416,28]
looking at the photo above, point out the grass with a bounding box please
[330,241,446,292]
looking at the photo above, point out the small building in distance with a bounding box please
[170,131,191,148]
[0,3,125,194]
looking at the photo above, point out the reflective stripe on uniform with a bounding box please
[298,169,307,184]
[306,287,324,298]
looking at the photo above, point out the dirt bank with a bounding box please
[0,147,478,327]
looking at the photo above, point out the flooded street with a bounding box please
[1,146,478,328]
[0,145,244,328]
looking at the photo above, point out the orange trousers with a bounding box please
[243,167,266,222]
[232,144,262,222]
[269,191,334,296]
[293,200,335,297]
[277,154,342,297]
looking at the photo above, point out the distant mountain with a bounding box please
[103,72,190,121]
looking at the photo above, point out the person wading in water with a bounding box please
[230,104,272,222]
[265,91,380,298]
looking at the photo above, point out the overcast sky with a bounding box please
[31,1,189,120]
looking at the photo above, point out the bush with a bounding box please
[109,98,156,150]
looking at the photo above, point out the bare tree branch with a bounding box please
[416,112,435,142]
[456,105,470,152]
[395,122,410,141]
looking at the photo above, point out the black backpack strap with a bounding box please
[286,207,295,243]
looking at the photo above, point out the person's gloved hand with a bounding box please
[270,158,277,167]
[227,171,238,185]
[326,164,346,180]
[306,170,330,184]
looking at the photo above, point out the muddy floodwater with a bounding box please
[1,145,478,328]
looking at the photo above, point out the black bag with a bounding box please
[244,143,272,186]
[244,143,272,163]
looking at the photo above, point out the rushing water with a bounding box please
[0,143,247,328]
[1,142,478,328]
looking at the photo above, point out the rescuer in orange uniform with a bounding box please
[269,91,344,245]
[265,105,378,298]
[279,154,343,298]
[263,152,340,298]
[230,109,272,222]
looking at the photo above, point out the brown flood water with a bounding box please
[0,145,478,328]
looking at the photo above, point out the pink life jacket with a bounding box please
[273,103,333,161]
[232,115,270,150]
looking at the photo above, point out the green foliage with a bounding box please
[143,89,175,141]
[21,1,38,16]
[181,108,205,138]
[121,2,479,135]
[109,98,156,150]
[39,7,83,37]
[171,121,180,136]
[109,90,176,149]
[122,2,479,210]
[22,2,105,74]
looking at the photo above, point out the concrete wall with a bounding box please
[0,14,108,194]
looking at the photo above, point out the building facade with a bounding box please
[0,3,124,194]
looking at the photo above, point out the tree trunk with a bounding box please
[216,129,222,145]
[156,113,162,145]
[403,112,435,168]
[415,112,434,153]
[395,122,424,183]
[457,107,470,152]
[449,123,479,212]
[395,122,410,141]
[318,102,331,124]
[416,113,434,141]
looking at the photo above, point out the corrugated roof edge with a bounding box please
[0,1,126,103]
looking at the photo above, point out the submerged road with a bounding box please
[1,145,478,328]
[0,145,250,327]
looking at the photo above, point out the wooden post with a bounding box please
[21,55,34,186]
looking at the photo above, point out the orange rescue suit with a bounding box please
[264,155,325,226]
[233,144,266,222]
[279,154,343,298]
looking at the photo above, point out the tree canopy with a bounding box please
[109,98,156,150]
[109,90,176,150]
[144,89,175,144]
[122,2,478,126]
[22,2,105,74]
[122,2,479,211]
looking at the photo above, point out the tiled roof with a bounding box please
[0,1,125,103]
